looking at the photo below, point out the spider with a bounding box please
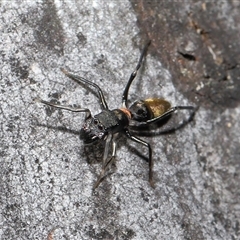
[38,40,195,189]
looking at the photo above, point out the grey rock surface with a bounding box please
[0,1,239,239]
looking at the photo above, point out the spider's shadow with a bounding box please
[34,122,80,136]
[33,121,105,164]
[33,106,196,165]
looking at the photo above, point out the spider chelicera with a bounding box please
[38,40,195,189]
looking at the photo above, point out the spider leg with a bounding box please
[93,133,117,189]
[130,105,196,128]
[122,40,151,108]
[61,68,108,110]
[124,129,154,188]
[37,98,91,116]
[102,133,113,167]
[148,106,195,124]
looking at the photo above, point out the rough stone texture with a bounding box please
[0,1,239,239]
[131,1,240,110]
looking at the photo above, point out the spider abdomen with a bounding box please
[144,98,171,118]
[129,98,171,122]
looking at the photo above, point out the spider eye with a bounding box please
[98,125,104,131]
[137,109,144,114]
[93,119,99,124]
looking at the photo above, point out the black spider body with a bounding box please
[80,109,129,144]
[39,41,195,189]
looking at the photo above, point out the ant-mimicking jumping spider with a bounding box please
[38,40,195,189]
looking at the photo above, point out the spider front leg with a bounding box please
[36,98,91,117]
[61,68,109,110]
[124,129,154,188]
[93,133,117,189]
